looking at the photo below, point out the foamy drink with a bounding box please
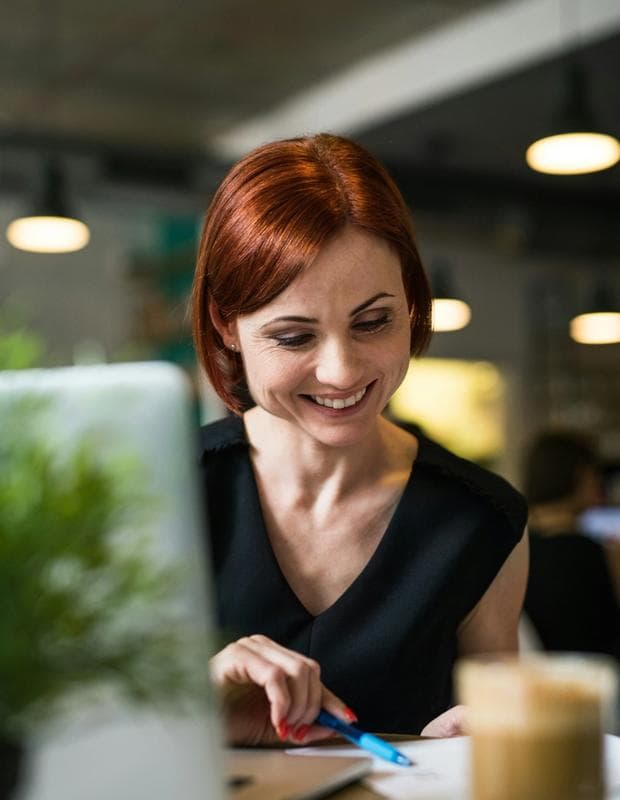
[457,655,616,800]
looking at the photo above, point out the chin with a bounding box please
[303,416,380,449]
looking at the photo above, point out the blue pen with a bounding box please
[316,709,413,767]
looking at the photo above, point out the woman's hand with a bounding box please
[210,634,356,746]
[420,704,468,737]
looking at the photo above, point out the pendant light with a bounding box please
[431,259,471,333]
[6,161,90,253]
[570,276,620,345]
[527,0,619,175]
[526,63,619,176]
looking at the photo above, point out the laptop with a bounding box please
[1,362,369,800]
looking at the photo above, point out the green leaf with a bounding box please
[0,397,211,738]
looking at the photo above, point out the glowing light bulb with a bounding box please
[432,298,471,332]
[570,312,620,345]
[7,215,90,253]
[526,132,620,175]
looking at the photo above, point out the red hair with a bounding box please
[191,133,432,414]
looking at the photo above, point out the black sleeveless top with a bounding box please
[200,416,526,734]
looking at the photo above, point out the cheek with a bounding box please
[243,353,302,393]
[388,332,412,387]
[398,355,411,384]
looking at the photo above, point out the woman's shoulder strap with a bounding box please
[199,415,246,454]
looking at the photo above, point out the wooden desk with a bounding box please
[328,781,384,799]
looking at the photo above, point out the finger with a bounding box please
[231,641,309,733]
[294,693,358,745]
[241,635,318,680]
[320,686,358,724]
[420,705,467,738]
[300,661,322,726]
[288,662,324,741]
[211,641,292,727]
[286,656,327,730]
[290,686,359,745]
[240,637,321,730]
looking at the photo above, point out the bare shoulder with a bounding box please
[457,528,529,655]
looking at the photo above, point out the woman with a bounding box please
[192,134,528,746]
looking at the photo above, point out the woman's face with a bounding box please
[230,226,412,448]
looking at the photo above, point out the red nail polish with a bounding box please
[293,725,311,741]
[276,721,290,740]
[343,707,358,723]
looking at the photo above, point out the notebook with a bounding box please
[1,362,369,800]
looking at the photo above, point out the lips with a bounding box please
[309,386,367,409]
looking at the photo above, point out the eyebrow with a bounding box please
[260,293,395,329]
[351,292,394,315]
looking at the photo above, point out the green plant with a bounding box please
[0,325,44,371]
[0,398,208,740]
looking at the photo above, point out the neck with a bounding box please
[243,408,414,502]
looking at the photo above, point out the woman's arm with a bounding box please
[210,633,354,745]
[457,527,529,655]
[421,529,529,737]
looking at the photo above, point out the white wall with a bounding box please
[0,199,156,365]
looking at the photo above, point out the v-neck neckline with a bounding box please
[239,423,424,621]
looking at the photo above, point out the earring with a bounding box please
[229,343,237,351]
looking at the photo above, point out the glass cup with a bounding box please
[456,654,617,800]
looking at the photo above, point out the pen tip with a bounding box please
[395,754,413,767]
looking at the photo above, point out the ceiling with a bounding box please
[1,0,497,154]
[1,0,619,254]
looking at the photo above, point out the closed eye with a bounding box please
[353,313,390,333]
[270,332,314,348]
[269,313,391,348]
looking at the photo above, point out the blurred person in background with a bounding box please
[523,429,620,662]
[192,133,528,745]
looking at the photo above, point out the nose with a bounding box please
[314,337,364,390]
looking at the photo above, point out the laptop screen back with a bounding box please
[0,362,225,800]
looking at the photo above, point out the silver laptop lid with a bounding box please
[0,362,224,800]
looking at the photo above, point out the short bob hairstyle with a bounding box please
[192,133,432,414]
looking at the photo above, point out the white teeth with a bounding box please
[310,387,366,409]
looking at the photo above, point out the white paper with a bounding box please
[288,734,620,800]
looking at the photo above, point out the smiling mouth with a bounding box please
[307,386,368,410]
